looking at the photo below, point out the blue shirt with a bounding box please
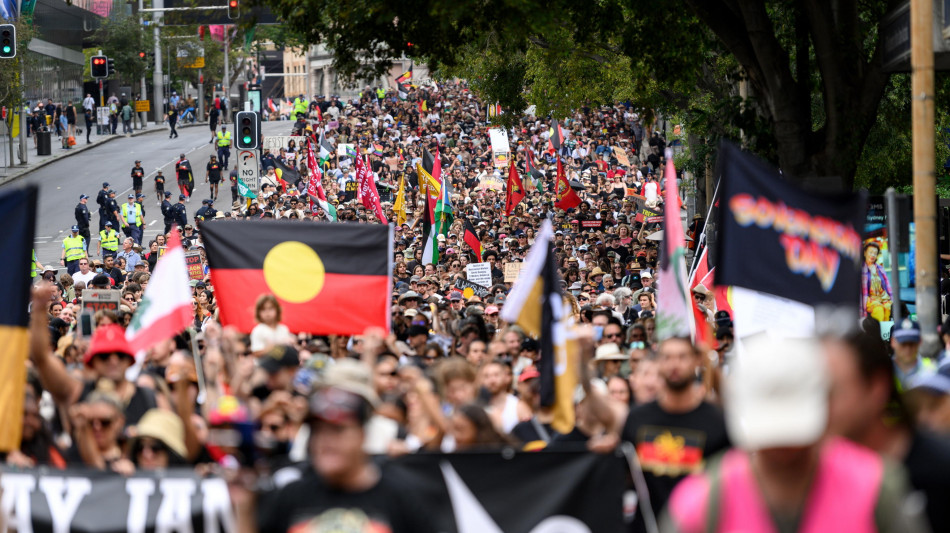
[117,250,142,272]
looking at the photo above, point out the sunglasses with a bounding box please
[91,417,114,429]
[605,332,623,340]
[94,352,128,363]
[135,440,168,455]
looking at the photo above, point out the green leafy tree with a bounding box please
[0,19,36,111]
[92,16,154,86]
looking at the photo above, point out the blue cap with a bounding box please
[136,193,145,198]
[105,221,112,226]
[79,194,89,200]
[102,182,109,187]
[892,319,921,344]
[202,199,210,204]
[128,194,134,199]
[207,199,213,205]
[910,362,950,395]
[164,191,172,197]
[71,225,79,231]
[179,194,187,200]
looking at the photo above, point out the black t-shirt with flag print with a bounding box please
[257,466,437,533]
[621,399,730,533]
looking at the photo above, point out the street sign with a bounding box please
[176,45,206,68]
[134,100,150,112]
[237,149,259,197]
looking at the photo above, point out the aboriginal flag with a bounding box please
[0,186,37,453]
[463,219,483,262]
[201,221,393,335]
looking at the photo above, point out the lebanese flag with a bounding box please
[553,158,581,210]
[505,161,525,215]
[655,149,693,341]
[125,229,192,354]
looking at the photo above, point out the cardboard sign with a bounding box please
[82,289,121,315]
[184,252,204,281]
[454,278,490,298]
[466,263,492,287]
[262,136,307,151]
[504,262,524,283]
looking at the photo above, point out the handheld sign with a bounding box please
[184,252,204,281]
[454,278,490,298]
[82,289,121,315]
[466,263,492,287]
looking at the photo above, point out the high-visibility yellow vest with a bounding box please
[121,202,143,227]
[217,131,232,147]
[31,250,37,278]
[100,229,119,251]
[376,88,385,99]
[293,98,307,118]
[63,235,86,261]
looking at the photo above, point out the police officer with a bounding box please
[161,191,175,234]
[61,225,87,275]
[98,221,119,259]
[120,193,145,244]
[75,193,91,244]
[106,190,121,229]
[131,160,145,197]
[171,194,188,230]
[135,193,147,220]
[154,170,166,204]
[195,198,217,221]
[216,125,232,169]
[96,182,110,232]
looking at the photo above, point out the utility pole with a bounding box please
[151,0,164,127]
[138,0,148,129]
[911,0,938,355]
[223,29,229,123]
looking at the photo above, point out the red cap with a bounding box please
[84,324,134,365]
[518,365,541,382]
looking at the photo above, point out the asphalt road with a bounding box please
[6,120,289,267]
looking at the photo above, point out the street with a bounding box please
[3,120,288,267]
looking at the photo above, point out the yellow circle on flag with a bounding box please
[263,241,325,303]
[462,287,474,299]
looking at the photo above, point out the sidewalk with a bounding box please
[0,120,208,188]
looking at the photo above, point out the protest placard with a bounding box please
[184,252,204,281]
[466,263,492,287]
[504,262,524,283]
[81,289,121,315]
[454,278,490,298]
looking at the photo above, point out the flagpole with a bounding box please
[687,178,721,284]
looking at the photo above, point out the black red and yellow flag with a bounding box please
[200,221,393,335]
[272,158,300,192]
[0,185,38,452]
[505,161,526,215]
[463,219,483,262]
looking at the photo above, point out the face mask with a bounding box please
[96,268,103,273]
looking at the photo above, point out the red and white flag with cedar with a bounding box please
[125,229,193,354]
[655,149,693,341]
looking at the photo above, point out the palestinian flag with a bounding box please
[420,183,439,265]
[525,153,544,192]
[434,173,454,237]
[505,161,525,215]
[655,149,693,341]
[463,219,483,262]
[201,221,393,335]
[553,158,581,210]
[318,130,334,166]
[0,186,37,453]
[499,220,576,434]
[397,84,409,101]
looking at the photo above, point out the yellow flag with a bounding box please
[394,173,407,225]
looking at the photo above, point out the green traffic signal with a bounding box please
[1,46,10,54]
[242,135,251,144]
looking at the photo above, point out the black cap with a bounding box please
[521,338,540,352]
[258,344,300,374]
[179,194,187,200]
[407,325,429,338]
[90,274,112,288]
[164,191,172,197]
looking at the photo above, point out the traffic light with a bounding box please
[107,57,115,77]
[138,51,146,60]
[0,24,15,59]
[235,111,258,149]
[227,0,239,19]
[91,55,108,78]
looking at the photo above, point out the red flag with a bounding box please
[355,148,388,224]
[553,158,581,210]
[505,161,525,215]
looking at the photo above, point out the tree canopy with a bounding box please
[256,0,920,191]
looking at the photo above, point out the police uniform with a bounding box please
[75,196,91,244]
[106,193,120,228]
[172,197,188,228]
[216,129,232,169]
[121,198,144,244]
[96,184,110,232]
[99,224,119,259]
[161,193,174,234]
[62,229,87,275]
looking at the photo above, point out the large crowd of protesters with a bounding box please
[20,80,950,532]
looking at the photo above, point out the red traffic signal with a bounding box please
[90,55,108,78]
[138,51,146,59]
[227,0,239,18]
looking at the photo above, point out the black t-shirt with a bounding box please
[257,466,437,533]
[621,400,730,533]
[79,380,156,427]
[904,430,950,532]
[131,167,144,184]
[207,162,222,182]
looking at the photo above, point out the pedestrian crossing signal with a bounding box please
[91,55,108,78]
[236,111,258,149]
[0,24,16,59]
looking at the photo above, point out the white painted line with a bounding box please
[149,220,157,226]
